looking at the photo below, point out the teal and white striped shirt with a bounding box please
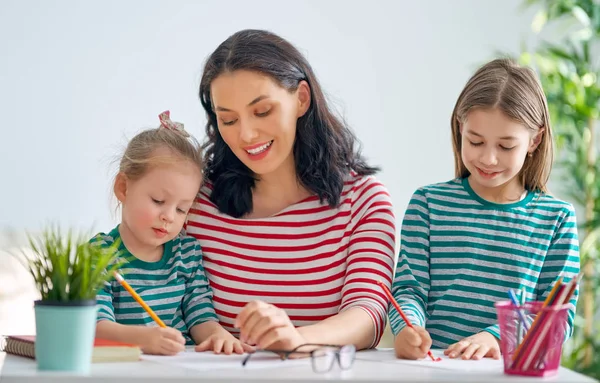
[93,226,218,345]
[389,178,580,348]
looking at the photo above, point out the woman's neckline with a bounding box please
[241,193,316,220]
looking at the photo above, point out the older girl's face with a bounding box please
[210,70,310,177]
[460,108,542,194]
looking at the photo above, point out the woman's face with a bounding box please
[210,70,310,177]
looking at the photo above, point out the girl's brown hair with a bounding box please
[451,58,553,192]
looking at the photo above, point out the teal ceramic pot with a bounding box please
[34,300,97,373]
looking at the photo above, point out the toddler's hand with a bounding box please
[140,326,186,355]
[195,330,254,355]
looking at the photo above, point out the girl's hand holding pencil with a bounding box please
[394,325,433,360]
[141,326,186,356]
[376,281,440,361]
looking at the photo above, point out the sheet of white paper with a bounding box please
[141,348,311,372]
[355,348,504,372]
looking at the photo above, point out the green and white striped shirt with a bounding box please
[93,226,218,345]
[389,178,580,348]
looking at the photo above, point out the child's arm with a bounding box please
[477,204,580,344]
[189,320,229,342]
[535,205,580,338]
[180,239,219,329]
[180,239,252,354]
[96,280,116,324]
[390,189,431,334]
[391,189,433,360]
[95,280,185,355]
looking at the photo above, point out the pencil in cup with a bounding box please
[113,272,167,328]
[505,275,580,375]
[376,280,440,362]
[510,277,563,365]
[517,275,581,372]
[507,289,529,344]
[518,287,527,342]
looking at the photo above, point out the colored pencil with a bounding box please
[508,289,530,338]
[525,273,583,370]
[113,272,166,328]
[518,287,527,343]
[377,281,440,362]
[511,277,563,366]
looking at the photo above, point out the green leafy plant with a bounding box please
[514,0,600,378]
[16,227,123,302]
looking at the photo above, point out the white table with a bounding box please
[0,348,596,383]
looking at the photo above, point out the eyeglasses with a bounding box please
[241,343,356,373]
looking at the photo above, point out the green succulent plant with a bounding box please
[16,226,123,302]
[512,0,600,378]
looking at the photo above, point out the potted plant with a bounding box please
[16,226,122,373]
[511,0,600,379]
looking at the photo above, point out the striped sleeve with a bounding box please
[535,204,580,339]
[96,282,116,322]
[389,188,430,335]
[482,204,580,340]
[180,236,219,329]
[90,234,116,322]
[339,178,396,348]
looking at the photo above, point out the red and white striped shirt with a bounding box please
[185,173,396,346]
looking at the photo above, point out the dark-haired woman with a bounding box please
[186,29,396,352]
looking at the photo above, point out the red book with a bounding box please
[1,335,141,362]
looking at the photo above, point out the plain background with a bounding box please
[0,0,541,238]
[0,0,545,337]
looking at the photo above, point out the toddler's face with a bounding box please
[120,148,201,249]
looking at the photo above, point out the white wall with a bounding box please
[0,0,539,238]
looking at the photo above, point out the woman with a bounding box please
[186,29,395,352]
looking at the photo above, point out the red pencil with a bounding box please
[377,280,440,362]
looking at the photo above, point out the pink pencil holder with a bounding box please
[495,300,569,377]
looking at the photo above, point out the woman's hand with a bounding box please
[235,300,306,351]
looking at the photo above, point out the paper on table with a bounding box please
[141,348,311,372]
[355,349,503,372]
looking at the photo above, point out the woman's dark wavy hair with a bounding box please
[199,29,378,217]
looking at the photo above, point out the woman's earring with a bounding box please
[527,152,533,158]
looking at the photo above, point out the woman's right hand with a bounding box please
[139,326,186,355]
[394,325,432,360]
[235,300,306,351]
